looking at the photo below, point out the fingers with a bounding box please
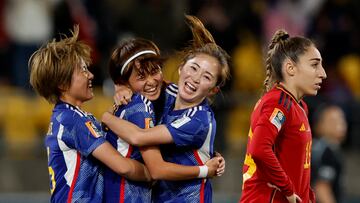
[113,84,133,105]
[114,95,131,105]
[267,182,280,191]
[216,157,225,176]
[295,194,302,202]
[214,151,222,157]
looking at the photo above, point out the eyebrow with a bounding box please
[192,62,201,69]
[192,62,215,78]
[310,58,321,62]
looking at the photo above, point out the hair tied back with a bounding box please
[280,33,290,41]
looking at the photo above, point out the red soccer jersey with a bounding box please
[240,85,315,203]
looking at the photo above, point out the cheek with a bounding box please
[127,79,141,92]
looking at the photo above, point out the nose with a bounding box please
[192,72,201,83]
[146,74,157,85]
[319,65,327,79]
[87,71,94,79]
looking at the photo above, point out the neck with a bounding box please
[279,82,303,102]
[60,95,82,108]
[174,95,201,110]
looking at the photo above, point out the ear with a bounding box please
[209,86,220,96]
[284,58,296,77]
[178,65,183,75]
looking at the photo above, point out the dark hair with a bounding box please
[179,15,230,89]
[263,29,314,92]
[108,38,163,85]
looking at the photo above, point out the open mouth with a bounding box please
[144,86,158,95]
[88,80,93,89]
[185,82,197,92]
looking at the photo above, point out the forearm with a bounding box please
[315,181,336,203]
[102,112,174,146]
[102,112,143,146]
[123,158,152,182]
[141,147,200,181]
[250,125,294,196]
[92,142,151,182]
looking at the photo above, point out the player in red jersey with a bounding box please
[239,29,327,203]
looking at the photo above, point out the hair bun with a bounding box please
[280,33,290,41]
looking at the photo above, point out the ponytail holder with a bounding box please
[121,50,157,75]
[280,34,290,41]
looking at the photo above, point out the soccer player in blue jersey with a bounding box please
[102,15,230,203]
[104,38,224,203]
[28,25,151,203]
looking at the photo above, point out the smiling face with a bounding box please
[292,45,327,98]
[176,53,219,108]
[61,59,94,106]
[128,63,163,101]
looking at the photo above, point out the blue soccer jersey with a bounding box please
[104,94,154,203]
[45,101,106,203]
[152,83,216,203]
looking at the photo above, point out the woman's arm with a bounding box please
[102,112,173,147]
[140,146,221,180]
[314,180,336,203]
[92,141,151,182]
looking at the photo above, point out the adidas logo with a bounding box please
[299,123,306,132]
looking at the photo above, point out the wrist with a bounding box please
[198,165,208,178]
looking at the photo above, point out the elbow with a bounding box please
[114,164,132,177]
[128,132,145,147]
[149,170,163,181]
[146,165,165,180]
[128,135,142,147]
[249,147,264,162]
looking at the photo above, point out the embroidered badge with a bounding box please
[145,118,154,129]
[269,108,286,131]
[85,121,102,138]
[171,116,191,128]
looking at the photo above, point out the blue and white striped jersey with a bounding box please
[104,94,154,203]
[45,101,106,203]
[153,83,216,203]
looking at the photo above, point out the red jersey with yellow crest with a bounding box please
[240,85,315,203]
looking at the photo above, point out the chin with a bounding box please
[307,90,318,96]
[145,92,160,101]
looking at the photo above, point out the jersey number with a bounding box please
[304,141,312,169]
[242,129,257,188]
[47,147,56,194]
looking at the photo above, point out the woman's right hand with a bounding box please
[286,193,302,203]
[114,84,133,105]
[204,157,221,178]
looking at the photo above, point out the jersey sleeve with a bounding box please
[248,98,295,196]
[72,117,106,157]
[127,110,154,129]
[166,110,209,148]
[316,147,337,182]
[122,94,155,129]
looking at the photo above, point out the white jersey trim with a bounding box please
[57,124,77,187]
[196,122,212,164]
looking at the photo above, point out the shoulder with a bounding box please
[54,103,89,126]
[264,89,292,109]
[131,94,153,107]
[116,93,154,116]
[185,105,213,124]
[165,83,178,98]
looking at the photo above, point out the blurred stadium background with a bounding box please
[0,0,359,202]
